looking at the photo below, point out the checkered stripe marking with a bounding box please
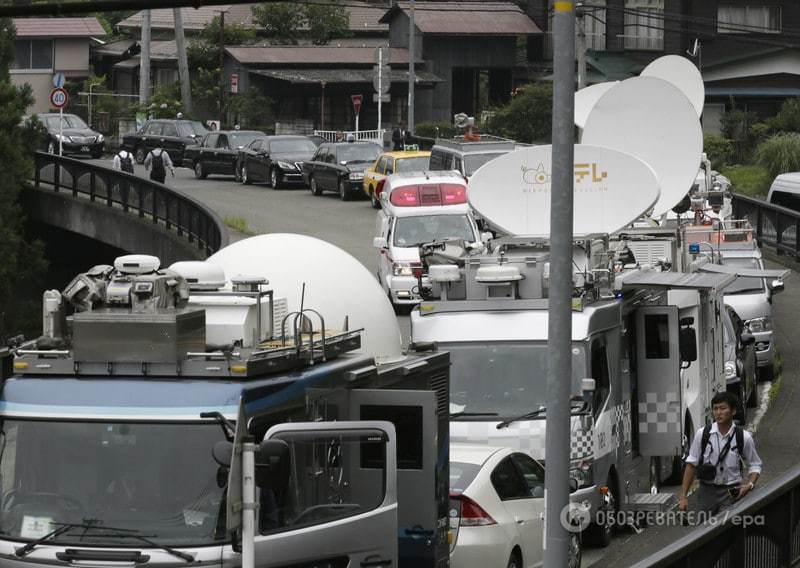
[571,429,593,460]
[638,392,681,434]
[614,400,632,444]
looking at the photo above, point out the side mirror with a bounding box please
[569,478,579,493]
[212,440,233,467]
[769,279,785,294]
[740,331,755,346]
[679,326,698,365]
[255,439,291,491]
[373,237,388,249]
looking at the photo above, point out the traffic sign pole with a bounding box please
[59,107,63,156]
[377,49,382,134]
[48,87,69,156]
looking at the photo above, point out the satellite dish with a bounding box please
[208,233,404,364]
[453,113,473,128]
[641,55,705,118]
[574,81,617,129]
[467,144,660,237]
[581,76,702,218]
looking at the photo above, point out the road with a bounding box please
[94,158,797,566]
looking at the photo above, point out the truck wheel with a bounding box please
[585,480,614,547]
[568,533,582,568]
[134,146,146,164]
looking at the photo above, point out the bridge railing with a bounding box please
[32,151,228,257]
[732,193,800,259]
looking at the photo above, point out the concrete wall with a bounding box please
[11,72,52,113]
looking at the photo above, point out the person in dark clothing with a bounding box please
[392,123,407,151]
[112,149,135,174]
[144,147,175,184]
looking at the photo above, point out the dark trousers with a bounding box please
[696,482,737,515]
[150,171,166,184]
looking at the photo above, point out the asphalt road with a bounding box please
[92,158,797,566]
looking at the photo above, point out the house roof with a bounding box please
[379,2,541,35]
[250,67,441,85]
[91,38,138,57]
[113,40,182,68]
[12,17,106,38]
[226,45,418,66]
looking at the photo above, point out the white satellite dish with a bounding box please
[581,76,702,218]
[574,81,617,129]
[641,55,705,118]
[208,233,404,364]
[468,144,660,237]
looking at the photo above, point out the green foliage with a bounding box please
[191,67,222,118]
[769,98,800,133]
[719,165,771,198]
[228,87,275,130]
[142,82,183,118]
[755,133,800,181]
[189,16,257,69]
[251,1,351,45]
[224,216,255,235]
[0,18,48,339]
[703,134,735,169]
[415,121,457,139]
[487,82,552,144]
[720,107,758,141]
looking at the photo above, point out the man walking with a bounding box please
[144,147,175,184]
[392,123,406,151]
[679,392,762,517]
[112,148,135,174]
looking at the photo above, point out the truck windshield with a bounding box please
[723,257,765,294]
[0,420,226,547]
[445,342,587,418]
[393,215,475,247]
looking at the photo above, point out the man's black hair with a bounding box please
[711,391,739,411]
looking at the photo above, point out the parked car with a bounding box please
[363,150,431,208]
[722,304,758,424]
[183,130,264,179]
[236,135,317,188]
[767,172,800,211]
[302,141,382,201]
[429,136,516,179]
[32,113,105,158]
[121,119,208,165]
[449,443,581,568]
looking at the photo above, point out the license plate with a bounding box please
[81,146,90,152]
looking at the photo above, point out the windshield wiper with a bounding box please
[14,520,131,557]
[88,533,194,563]
[496,401,589,430]
[449,411,499,419]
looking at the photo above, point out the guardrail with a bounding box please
[32,152,228,256]
[732,193,800,258]
[314,129,386,146]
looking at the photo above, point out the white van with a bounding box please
[372,171,485,308]
[767,172,800,211]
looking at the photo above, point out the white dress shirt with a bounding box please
[686,422,762,485]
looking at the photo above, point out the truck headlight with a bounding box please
[277,160,295,170]
[747,317,771,333]
[393,262,414,276]
[725,361,737,380]
[570,459,593,488]
[349,172,364,180]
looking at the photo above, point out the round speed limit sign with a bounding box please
[49,87,68,109]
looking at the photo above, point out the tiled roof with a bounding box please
[251,67,441,85]
[379,2,541,35]
[91,38,137,57]
[226,45,417,65]
[13,17,106,38]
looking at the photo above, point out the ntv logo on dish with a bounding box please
[521,162,609,193]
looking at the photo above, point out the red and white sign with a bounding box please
[49,87,68,109]
[351,94,363,115]
[230,73,238,94]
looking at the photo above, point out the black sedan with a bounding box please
[34,113,105,158]
[183,130,264,179]
[302,141,382,201]
[236,135,317,188]
[120,119,207,165]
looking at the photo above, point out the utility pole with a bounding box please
[407,0,415,133]
[576,1,587,90]
[544,1,575,567]
[174,7,192,113]
[218,10,226,126]
[139,9,151,107]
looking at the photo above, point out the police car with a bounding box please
[372,171,487,309]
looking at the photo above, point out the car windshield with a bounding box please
[271,139,317,153]
[393,215,475,247]
[0,420,226,547]
[445,342,587,418]
[464,152,506,176]
[450,462,481,491]
[723,257,765,294]
[44,115,88,130]
[337,144,381,164]
[396,156,430,173]
[178,121,208,137]
[229,132,262,149]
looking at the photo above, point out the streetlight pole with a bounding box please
[407,0,415,134]
[218,10,226,126]
[139,9,151,107]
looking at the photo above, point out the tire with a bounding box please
[370,187,381,209]
[585,477,615,547]
[271,168,281,189]
[234,164,242,183]
[134,146,146,164]
[194,160,207,180]
[507,550,521,568]
[569,532,582,568]
[47,141,55,154]
[310,176,322,196]
[339,178,351,201]
[241,164,250,185]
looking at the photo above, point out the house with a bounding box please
[10,17,106,113]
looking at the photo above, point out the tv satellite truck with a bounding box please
[0,251,450,567]
[410,144,734,544]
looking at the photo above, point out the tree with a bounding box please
[228,86,275,130]
[251,3,304,45]
[487,83,553,144]
[304,2,352,45]
[0,18,48,340]
[251,1,351,45]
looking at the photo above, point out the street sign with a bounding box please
[373,93,390,103]
[52,72,65,88]
[373,65,391,94]
[374,46,390,65]
[351,94,363,115]
[49,87,68,109]
[230,73,238,94]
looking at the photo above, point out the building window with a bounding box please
[12,39,53,70]
[718,5,781,34]
[155,68,177,86]
[624,0,664,51]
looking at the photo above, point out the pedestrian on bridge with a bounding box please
[144,148,175,184]
[112,149,135,174]
[679,391,762,517]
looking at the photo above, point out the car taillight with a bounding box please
[451,493,496,527]
[441,183,467,204]
[391,186,420,206]
[389,183,468,206]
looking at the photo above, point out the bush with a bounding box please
[414,121,456,139]
[703,134,735,169]
[487,82,552,144]
[720,165,771,198]
[754,132,800,180]
[770,98,800,133]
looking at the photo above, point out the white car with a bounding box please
[449,443,581,568]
